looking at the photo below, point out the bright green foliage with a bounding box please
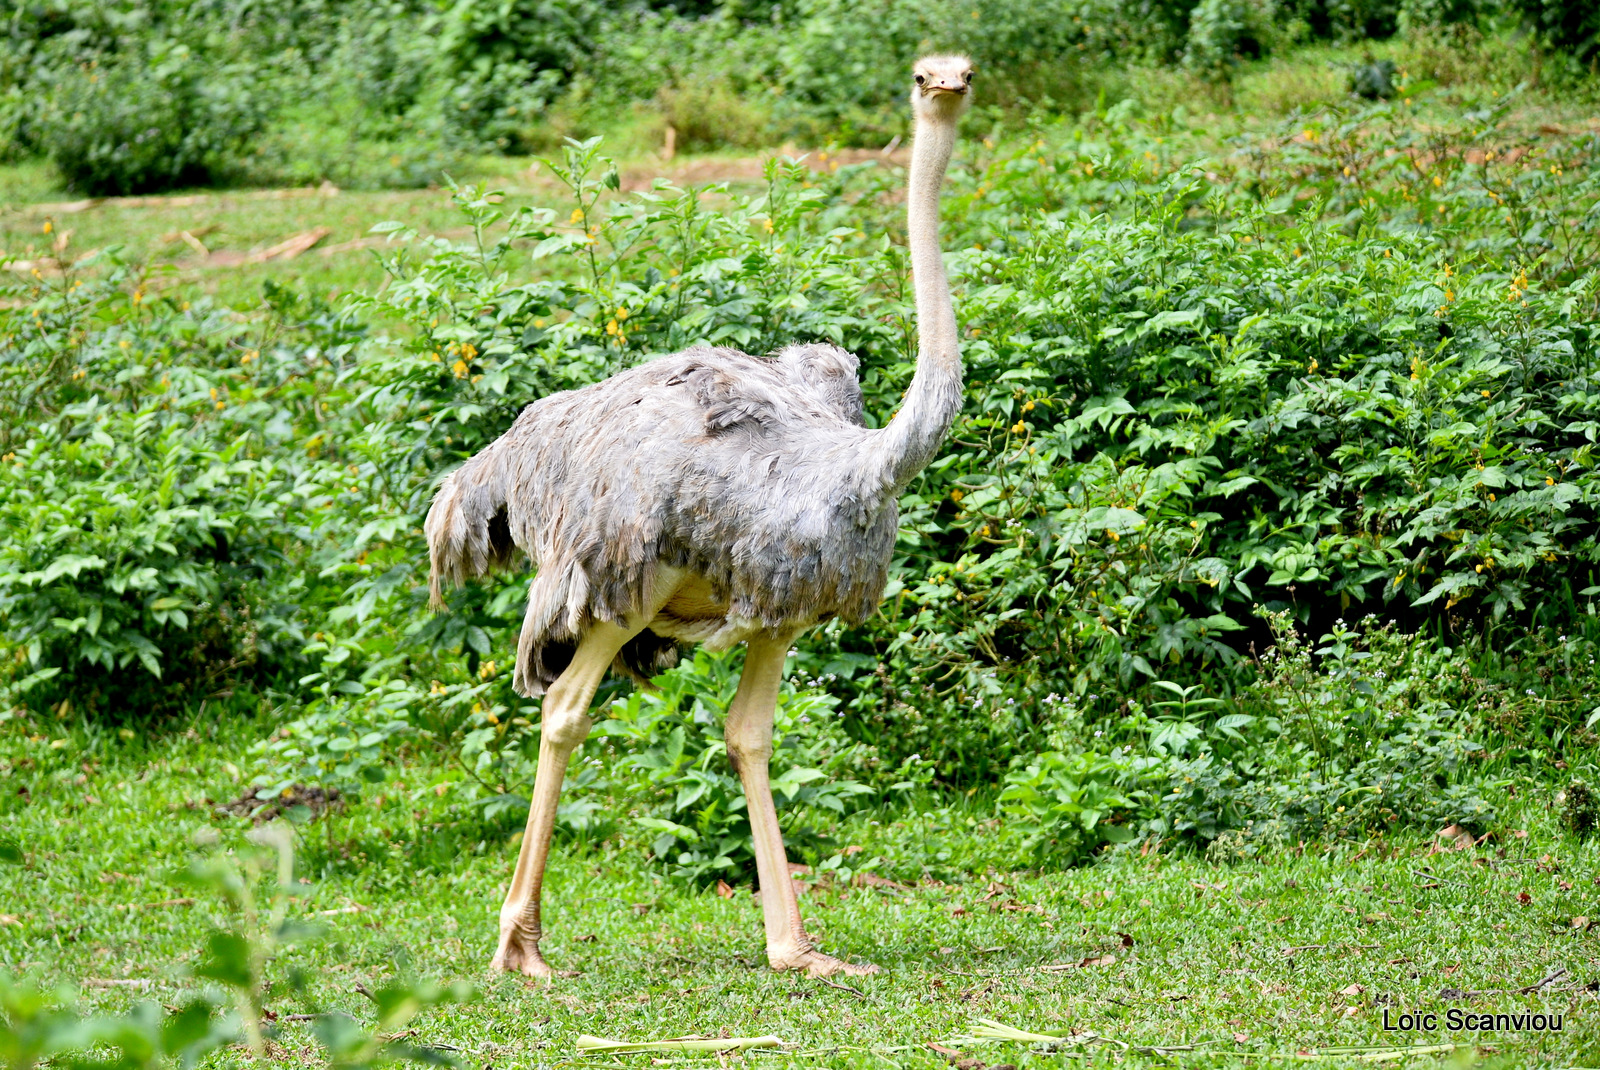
[0,407,308,681]
[433,0,602,152]
[0,259,373,711]
[35,44,267,195]
[250,686,418,807]
[595,648,875,882]
[999,748,1152,857]
[6,91,1600,874]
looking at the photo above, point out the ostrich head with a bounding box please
[911,53,974,122]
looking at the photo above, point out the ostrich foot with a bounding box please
[772,948,881,978]
[490,931,558,980]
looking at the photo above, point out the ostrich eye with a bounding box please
[964,70,974,83]
[914,73,926,85]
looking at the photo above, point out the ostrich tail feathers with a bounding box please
[424,447,518,610]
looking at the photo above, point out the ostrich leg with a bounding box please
[492,572,683,978]
[724,632,880,978]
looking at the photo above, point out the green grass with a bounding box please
[3,716,1596,1069]
[0,148,792,308]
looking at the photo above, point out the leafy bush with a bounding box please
[0,259,372,712]
[1505,0,1600,62]
[998,744,1154,860]
[995,614,1501,861]
[1185,0,1276,84]
[36,43,267,194]
[595,648,875,882]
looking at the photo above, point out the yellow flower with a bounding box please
[1106,529,1120,541]
[1433,175,1443,188]
[616,307,629,320]
[950,489,964,502]
[452,359,468,377]
[1011,421,1026,434]
[1547,477,1555,485]
[1022,400,1034,412]
[1481,390,1490,397]
[1488,493,1496,501]
[479,659,498,680]
[569,208,584,225]
[606,319,619,335]
[1308,360,1318,373]
[209,387,218,400]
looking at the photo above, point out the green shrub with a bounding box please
[595,648,875,883]
[0,261,374,713]
[1505,0,1600,63]
[36,44,267,195]
[656,77,773,151]
[1185,0,1277,84]
[998,745,1155,860]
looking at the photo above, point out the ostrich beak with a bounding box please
[922,80,969,96]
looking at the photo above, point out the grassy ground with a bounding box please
[0,150,805,308]
[2,717,1596,1070]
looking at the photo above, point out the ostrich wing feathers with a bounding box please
[424,343,892,696]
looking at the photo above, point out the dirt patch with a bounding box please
[217,784,341,824]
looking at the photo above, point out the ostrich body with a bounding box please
[425,55,973,979]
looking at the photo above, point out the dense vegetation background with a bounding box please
[4,0,1600,868]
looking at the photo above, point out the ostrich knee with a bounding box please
[539,696,593,750]
[724,714,774,772]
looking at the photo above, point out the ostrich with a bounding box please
[424,54,973,979]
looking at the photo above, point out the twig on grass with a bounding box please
[814,977,878,1001]
[1519,967,1568,993]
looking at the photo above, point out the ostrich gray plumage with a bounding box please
[425,55,970,700]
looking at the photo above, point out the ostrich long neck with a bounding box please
[863,106,963,498]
